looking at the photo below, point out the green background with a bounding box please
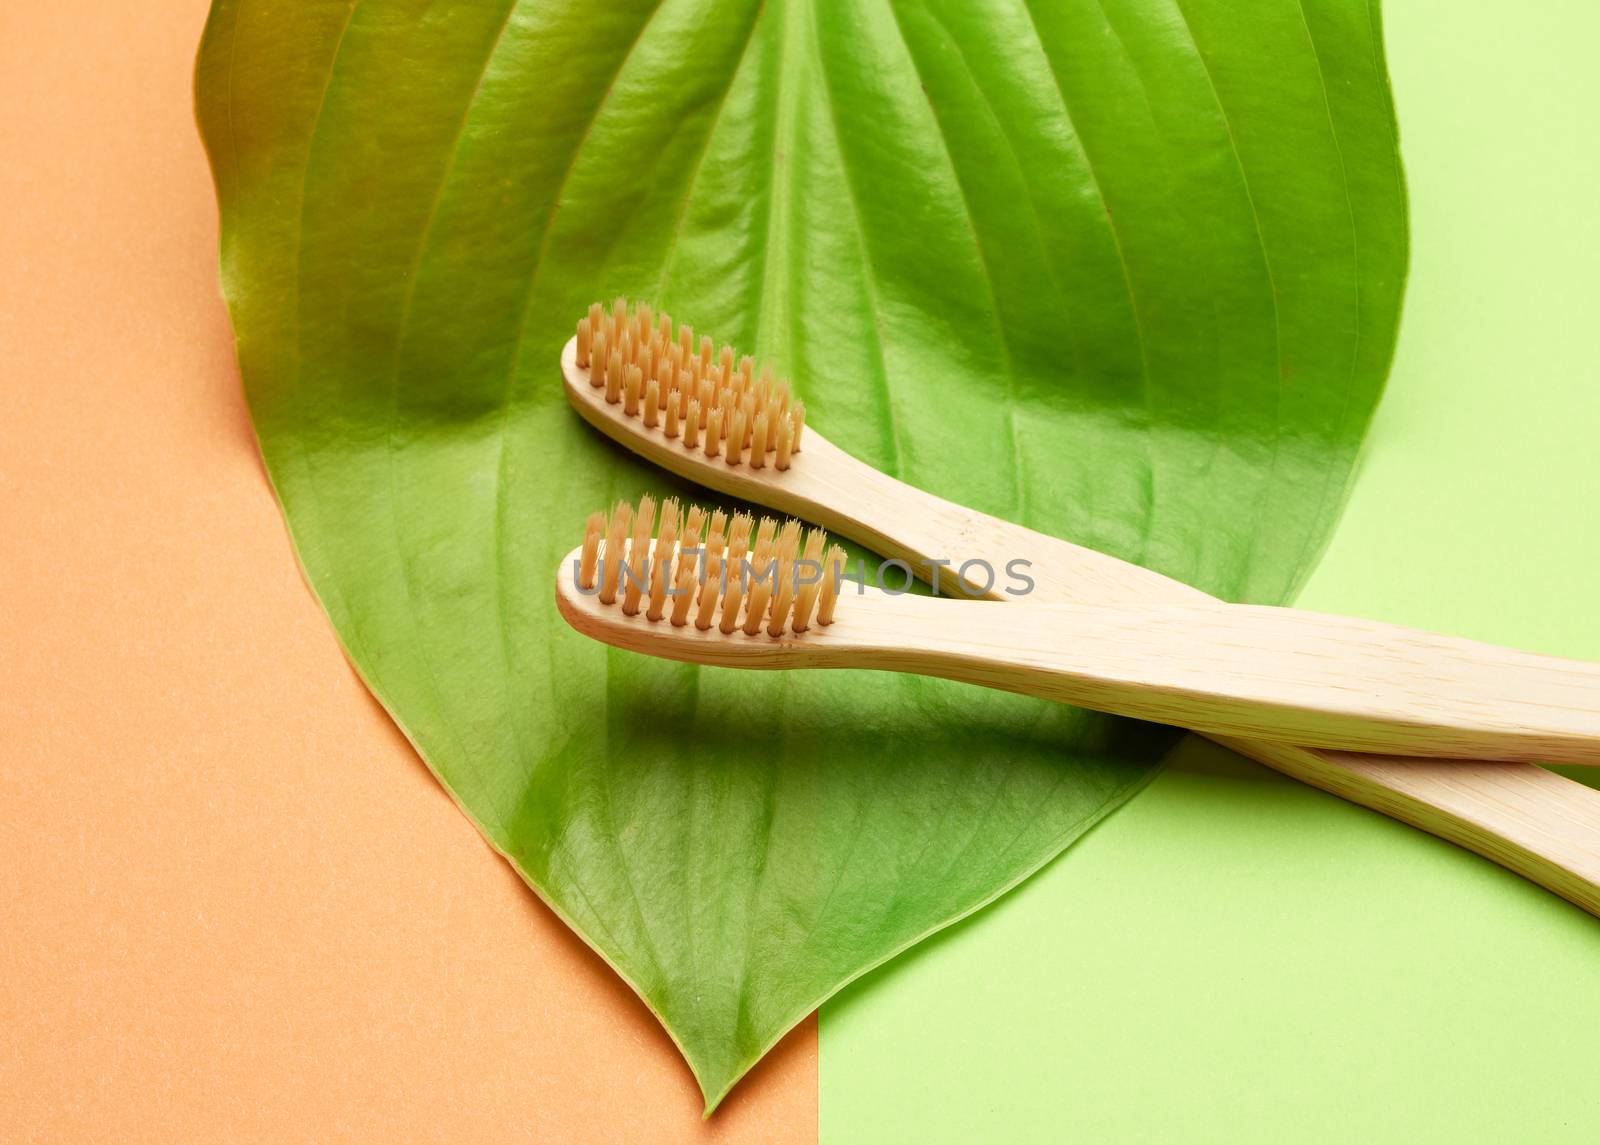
[820,2,1600,1141]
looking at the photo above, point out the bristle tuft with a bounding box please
[605,348,623,403]
[705,405,722,458]
[620,494,655,617]
[775,412,795,470]
[572,300,810,470]
[646,499,680,622]
[576,496,841,636]
[643,378,661,428]
[817,545,846,626]
[576,316,593,368]
[664,390,681,439]
[579,511,605,590]
[791,528,827,631]
[623,364,643,416]
[749,411,769,469]
[598,500,630,605]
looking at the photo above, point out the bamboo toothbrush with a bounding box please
[556,496,1600,765]
[558,301,1600,910]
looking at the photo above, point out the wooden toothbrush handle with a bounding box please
[1220,742,1600,911]
[851,595,1600,765]
[775,438,1600,914]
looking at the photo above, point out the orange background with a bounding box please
[0,3,815,1141]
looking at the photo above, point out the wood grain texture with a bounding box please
[562,337,1600,916]
[556,549,1600,765]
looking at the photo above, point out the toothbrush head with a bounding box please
[559,495,846,640]
[569,299,807,470]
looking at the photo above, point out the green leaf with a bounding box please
[194,0,1405,1110]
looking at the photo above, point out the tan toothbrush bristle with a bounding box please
[599,500,631,605]
[684,399,702,449]
[727,512,753,566]
[750,411,769,469]
[623,364,643,416]
[664,390,681,438]
[605,348,623,403]
[621,494,655,616]
[777,519,802,564]
[669,560,696,626]
[579,511,605,590]
[775,521,802,591]
[646,499,679,622]
[717,571,744,634]
[741,535,775,636]
[695,569,721,630]
[573,301,812,470]
[590,328,608,389]
[683,503,706,542]
[766,573,794,637]
[764,520,802,636]
[646,550,669,622]
[817,544,846,625]
[743,569,776,633]
[752,518,777,568]
[572,498,837,638]
[791,528,827,631]
[775,413,795,470]
[576,316,592,368]
[592,329,608,386]
[705,527,726,585]
[642,378,661,428]
[705,406,723,458]
[659,497,681,543]
[675,505,704,591]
